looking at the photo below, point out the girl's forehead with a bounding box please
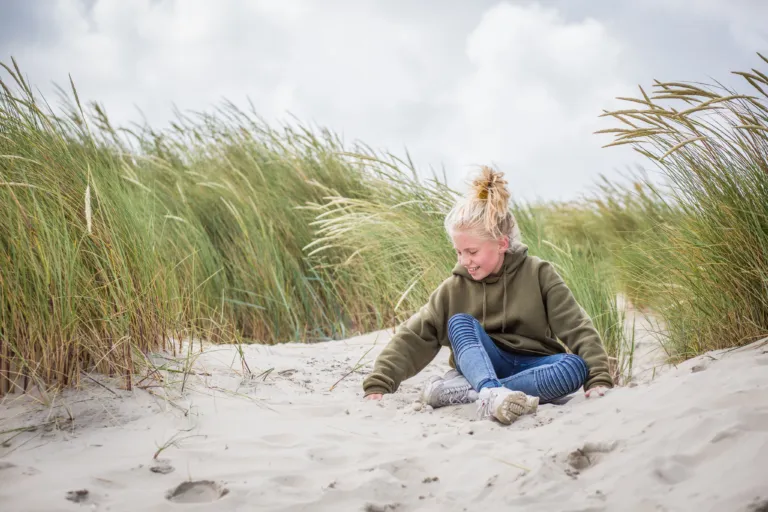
[451,231,487,248]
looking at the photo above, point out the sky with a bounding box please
[1,0,767,202]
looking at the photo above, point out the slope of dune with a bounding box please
[1,314,767,512]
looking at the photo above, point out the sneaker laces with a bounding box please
[475,394,493,420]
[435,383,473,407]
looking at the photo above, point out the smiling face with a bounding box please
[451,230,509,280]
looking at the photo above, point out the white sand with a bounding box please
[1,319,767,512]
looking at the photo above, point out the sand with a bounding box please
[1,313,767,512]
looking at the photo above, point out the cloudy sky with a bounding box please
[2,0,767,201]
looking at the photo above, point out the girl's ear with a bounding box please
[498,236,509,253]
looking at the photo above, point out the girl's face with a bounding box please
[451,230,508,281]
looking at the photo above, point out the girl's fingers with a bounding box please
[585,386,608,398]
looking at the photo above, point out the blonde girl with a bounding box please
[362,167,612,424]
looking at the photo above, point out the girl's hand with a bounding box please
[585,386,609,398]
[365,393,383,401]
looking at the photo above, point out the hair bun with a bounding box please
[443,165,520,246]
[472,167,506,199]
[471,166,510,237]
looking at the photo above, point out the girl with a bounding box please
[362,168,613,425]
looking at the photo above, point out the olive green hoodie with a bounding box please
[362,243,614,396]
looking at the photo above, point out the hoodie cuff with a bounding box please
[585,379,614,391]
[363,386,389,396]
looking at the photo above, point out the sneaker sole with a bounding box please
[496,392,539,425]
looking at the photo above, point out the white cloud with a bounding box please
[2,0,762,202]
[11,0,303,122]
[435,3,638,199]
[645,0,768,53]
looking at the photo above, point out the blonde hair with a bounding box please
[444,166,522,249]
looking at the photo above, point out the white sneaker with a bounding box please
[421,374,478,408]
[476,387,539,425]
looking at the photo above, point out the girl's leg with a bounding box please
[499,353,588,403]
[447,314,514,392]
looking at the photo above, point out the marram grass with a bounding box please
[3,53,768,394]
[597,53,768,360]
[0,59,380,393]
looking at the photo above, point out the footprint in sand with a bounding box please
[64,485,107,504]
[561,441,618,477]
[690,361,709,373]
[150,459,175,474]
[65,489,91,504]
[651,457,693,485]
[165,480,229,503]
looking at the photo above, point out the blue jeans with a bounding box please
[447,313,588,404]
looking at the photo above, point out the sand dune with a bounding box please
[1,317,767,512]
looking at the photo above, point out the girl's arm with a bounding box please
[539,262,614,391]
[362,290,445,396]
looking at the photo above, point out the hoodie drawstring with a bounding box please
[481,264,508,331]
[502,265,507,333]
[482,282,487,328]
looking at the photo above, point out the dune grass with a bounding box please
[596,53,768,360]
[1,59,383,393]
[2,53,767,394]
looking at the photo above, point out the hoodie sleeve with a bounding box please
[539,262,614,390]
[362,287,446,396]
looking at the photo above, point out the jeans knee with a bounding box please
[447,313,479,346]
[560,354,588,388]
[534,354,589,402]
[448,313,476,330]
